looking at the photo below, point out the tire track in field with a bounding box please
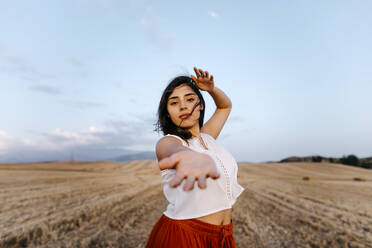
[33,184,165,248]
[0,179,161,246]
[234,186,372,248]
[0,185,132,232]
[263,188,371,244]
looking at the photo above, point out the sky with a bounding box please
[0,0,371,163]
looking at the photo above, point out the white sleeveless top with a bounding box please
[159,132,245,220]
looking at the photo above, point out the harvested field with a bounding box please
[1,161,372,248]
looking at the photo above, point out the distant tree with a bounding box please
[312,156,322,162]
[329,157,334,163]
[340,154,359,166]
[361,162,372,169]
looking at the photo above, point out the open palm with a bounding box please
[191,67,215,92]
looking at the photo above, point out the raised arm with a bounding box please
[156,136,220,191]
[200,87,231,139]
[191,67,232,139]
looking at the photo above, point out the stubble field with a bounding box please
[1,160,372,248]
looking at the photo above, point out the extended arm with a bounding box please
[156,136,191,169]
[156,136,220,191]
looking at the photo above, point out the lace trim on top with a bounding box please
[201,133,233,201]
[215,155,232,201]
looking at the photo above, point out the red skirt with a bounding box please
[145,214,236,248]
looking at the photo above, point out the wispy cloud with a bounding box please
[0,44,56,81]
[207,10,219,18]
[228,115,245,123]
[28,85,62,95]
[65,100,106,110]
[79,0,115,11]
[140,7,175,50]
[66,57,84,67]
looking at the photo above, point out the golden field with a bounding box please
[1,160,372,248]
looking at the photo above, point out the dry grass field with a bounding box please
[1,160,372,248]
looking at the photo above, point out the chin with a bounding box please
[171,118,198,128]
[178,124,194,129]
[177,121,195,128]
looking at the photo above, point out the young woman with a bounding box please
[145,67,244,247]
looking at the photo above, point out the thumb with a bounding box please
[158,156,177,170]
[191,75,198,83]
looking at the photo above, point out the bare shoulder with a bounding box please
[155,135,183,161]
[156,135,183,148]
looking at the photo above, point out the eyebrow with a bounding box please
[168,93,197,101]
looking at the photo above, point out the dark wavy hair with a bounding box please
[154,75,206,145]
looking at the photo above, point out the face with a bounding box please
[167,84,203,128]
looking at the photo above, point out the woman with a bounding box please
[146,67,244,247]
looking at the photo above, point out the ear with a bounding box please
[200,104,204,111]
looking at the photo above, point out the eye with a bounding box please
[187,98,195,102]
[170,102,177,105]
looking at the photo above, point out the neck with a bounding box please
[188,124,200,139]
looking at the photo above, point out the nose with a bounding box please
[179,100,188,110]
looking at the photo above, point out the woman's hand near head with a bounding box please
[191,67,215,93]
[158,150,220,191]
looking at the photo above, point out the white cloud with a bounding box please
[0,130,34,155]
[207,10,219,18]
[0,127,104,153]
[140,7,175,50]
[41,127,106,149]
[0,116,158,162]
[0,130,12,150]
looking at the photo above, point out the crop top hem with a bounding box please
[162,206,233,220]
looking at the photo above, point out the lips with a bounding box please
[179,113,190,119]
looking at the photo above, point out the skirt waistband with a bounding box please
[161,214,233,237]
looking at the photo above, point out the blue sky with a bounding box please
[0,0,371,162]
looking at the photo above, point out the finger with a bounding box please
[205,71,209,78]
[197,174,207,189]
[169,170,185,188]
[209,168,220,179]
[191,75,197,83]
[198,69,204,77]
[194,67,201,77]
[210,75,214,81]
[210,172,220,179]
[183,175,195,191]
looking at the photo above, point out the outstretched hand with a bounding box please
[191,67,215,92]
[158,150,220,191]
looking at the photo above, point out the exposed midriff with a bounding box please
[194,208,232,225]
